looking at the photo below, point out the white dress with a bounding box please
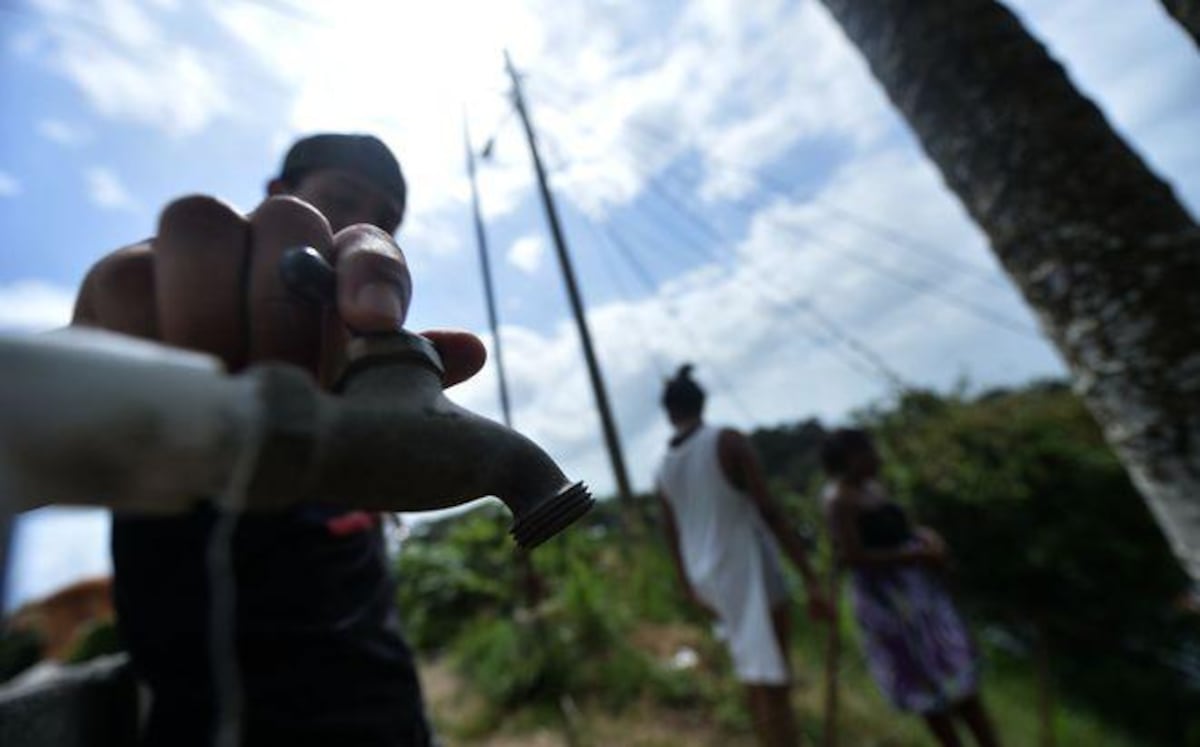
[656,425,790,684]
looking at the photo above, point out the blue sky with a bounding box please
[2,0,1198,610]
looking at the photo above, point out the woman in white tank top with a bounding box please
[656,365,831,747]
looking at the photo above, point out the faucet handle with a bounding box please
[336,332,446,392]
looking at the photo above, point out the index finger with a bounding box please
[332,224,412,333]
[315,225,412,387]
[420,330,486,388]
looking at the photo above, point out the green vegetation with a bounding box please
[867,382,1196,744]
[64,619,122,665]
[0,627,43,683]
[395,380,1199,745]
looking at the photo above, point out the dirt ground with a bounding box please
[419,622,768,747]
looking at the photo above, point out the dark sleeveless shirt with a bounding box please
[113,506,432,746]
[856,503,914,550]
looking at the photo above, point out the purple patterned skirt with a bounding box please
[850,562,980,714]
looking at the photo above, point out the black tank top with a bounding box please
[112,505,432,746]
[856,503,913,550]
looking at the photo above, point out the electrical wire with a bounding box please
[527,74,1010,287]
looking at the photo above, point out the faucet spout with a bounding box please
[247,332,593,548]
[0,320,593,547]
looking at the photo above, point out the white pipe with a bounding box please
[0,328,262,516]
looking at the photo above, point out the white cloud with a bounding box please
[0,171,21,197]
[449,142,1065,498]
[85,166,138,211]
[37,118,90,147]
[507,235,545,274]
[0,280,76,332]
[26,0,230,136]
[197,0,893,248]
[522,0,893,215]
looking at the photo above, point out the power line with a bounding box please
[555,148,903,388]
[526,74,1007,286]
[521,88,1039,340]
[614,112,1007,285]
[591,220,763,421]
[560,208,671,381]
[493,86,967,395]
[538,138,905,392]
[562,193,770,415]
[537,130,893,408]
[633,157,1041,339]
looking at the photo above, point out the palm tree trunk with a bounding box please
[815,0,1200,580]
[1161,0,1200,48]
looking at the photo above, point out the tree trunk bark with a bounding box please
[1161,0,1200,48]
[817,0,1200,579]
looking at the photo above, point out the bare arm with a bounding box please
[658,491,712,613]
[717,429,820,585]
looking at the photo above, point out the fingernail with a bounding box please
[355,282,405,327]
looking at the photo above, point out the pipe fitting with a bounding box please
[0,327,592,549]
[246,331,593,548]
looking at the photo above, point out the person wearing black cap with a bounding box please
[71,134,483,746]
[269,133,408,235]
[656,365,832,747]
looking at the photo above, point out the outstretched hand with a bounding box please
[72,195,485,388]
[914,526,950,568]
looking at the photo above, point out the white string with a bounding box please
[206,393,266,747]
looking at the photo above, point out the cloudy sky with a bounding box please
[2,0,1197,609]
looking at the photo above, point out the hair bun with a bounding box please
[675,363,694,382]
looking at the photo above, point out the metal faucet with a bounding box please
[0,249,592,551]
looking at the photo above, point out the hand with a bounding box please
[914,527,949,567]
[73,195,485,388]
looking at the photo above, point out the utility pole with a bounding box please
[504,50,634,506]
[463,113,513,427]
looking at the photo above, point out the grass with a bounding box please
[399,505,1152,747]
[420,588,1143,747]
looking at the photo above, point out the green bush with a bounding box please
[393,380,1196,743]
[64,619,122,664]
[394,504,518,651]
[862,382,1197,744]
[0,627,44,682]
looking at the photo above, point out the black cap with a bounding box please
[279,133,407,225]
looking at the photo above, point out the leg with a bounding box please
[745,683,799,747]
[924,709,964,747]
[745,603,800,746]
[955,694,1001,747]
[770,602,792,680]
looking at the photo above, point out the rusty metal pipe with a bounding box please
[1,329,592,549]
[247,332,592,547]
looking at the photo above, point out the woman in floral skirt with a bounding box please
[821,428,1001,747]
